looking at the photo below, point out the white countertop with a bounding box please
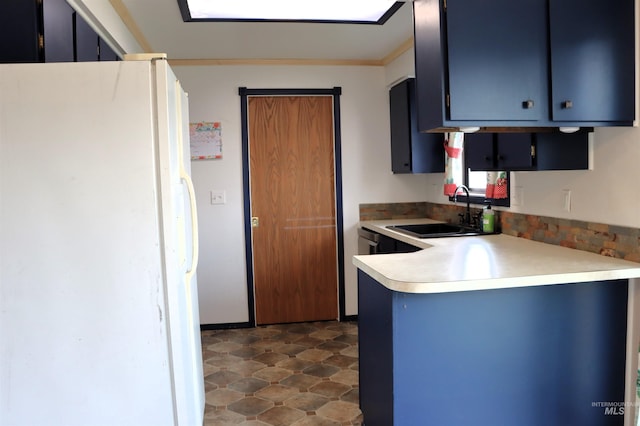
[354,219,640,294]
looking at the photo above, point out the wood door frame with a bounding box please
[239,87,347,326]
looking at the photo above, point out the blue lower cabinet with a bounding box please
[357,270,628,426]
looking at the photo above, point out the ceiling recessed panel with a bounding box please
[179,0,403,24]
[119,0,413,61]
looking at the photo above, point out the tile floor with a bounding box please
[201,321,363,426]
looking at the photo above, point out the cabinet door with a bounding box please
[378,234,397,254]
[390,80,413,173]
[445,0,548,122]
[43,0,74,62]
[395,240,421,254]
[390,79,444,173]
[74,13,99,62]
[464,133,494,171]
[535,131,589,171]
[377,234,420,254]
[495,133,533,170]
[549,0,635,123]
[466,133,533,171]
[0,0,41,63]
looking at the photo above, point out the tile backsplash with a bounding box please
[359,202,640,263]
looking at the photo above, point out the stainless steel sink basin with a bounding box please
[387,223,485,238]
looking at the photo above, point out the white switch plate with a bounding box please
[211,190,226,205]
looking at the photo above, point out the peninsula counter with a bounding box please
[354,219,640,426]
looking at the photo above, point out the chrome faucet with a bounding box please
[453,185,471,226]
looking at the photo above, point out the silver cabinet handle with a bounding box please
[562,100,573,109]
[522,100,534,109]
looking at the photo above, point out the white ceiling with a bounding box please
[117,0,414,62]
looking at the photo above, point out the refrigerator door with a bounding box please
[152,59,205,425]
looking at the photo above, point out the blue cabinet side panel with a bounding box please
[392,281,627,426]
[413,0,448,132]
[358,270,394,426]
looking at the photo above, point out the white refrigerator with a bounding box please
[0,57,205,425]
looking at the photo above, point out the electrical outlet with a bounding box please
[512,186,524,206]
[210,190,226,205]
[563,189,571,212]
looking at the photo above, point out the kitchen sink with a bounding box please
[387,223,486,238]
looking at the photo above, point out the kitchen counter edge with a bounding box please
[354,219,640,294]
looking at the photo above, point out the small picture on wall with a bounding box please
[190,121,222,160]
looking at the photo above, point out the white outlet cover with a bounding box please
[563,190,571,212]
[512,186,524,206]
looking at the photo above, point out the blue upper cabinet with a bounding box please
[0,0,119,63]
[0,0,41,63]
[413,0,636,131]
[549,0,635,123]
[390,78,445,174]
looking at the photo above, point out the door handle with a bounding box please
[175,81,199,282]
[522,99,534,109]
[252,217,259,228]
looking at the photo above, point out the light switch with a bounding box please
[211,190,226,205]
